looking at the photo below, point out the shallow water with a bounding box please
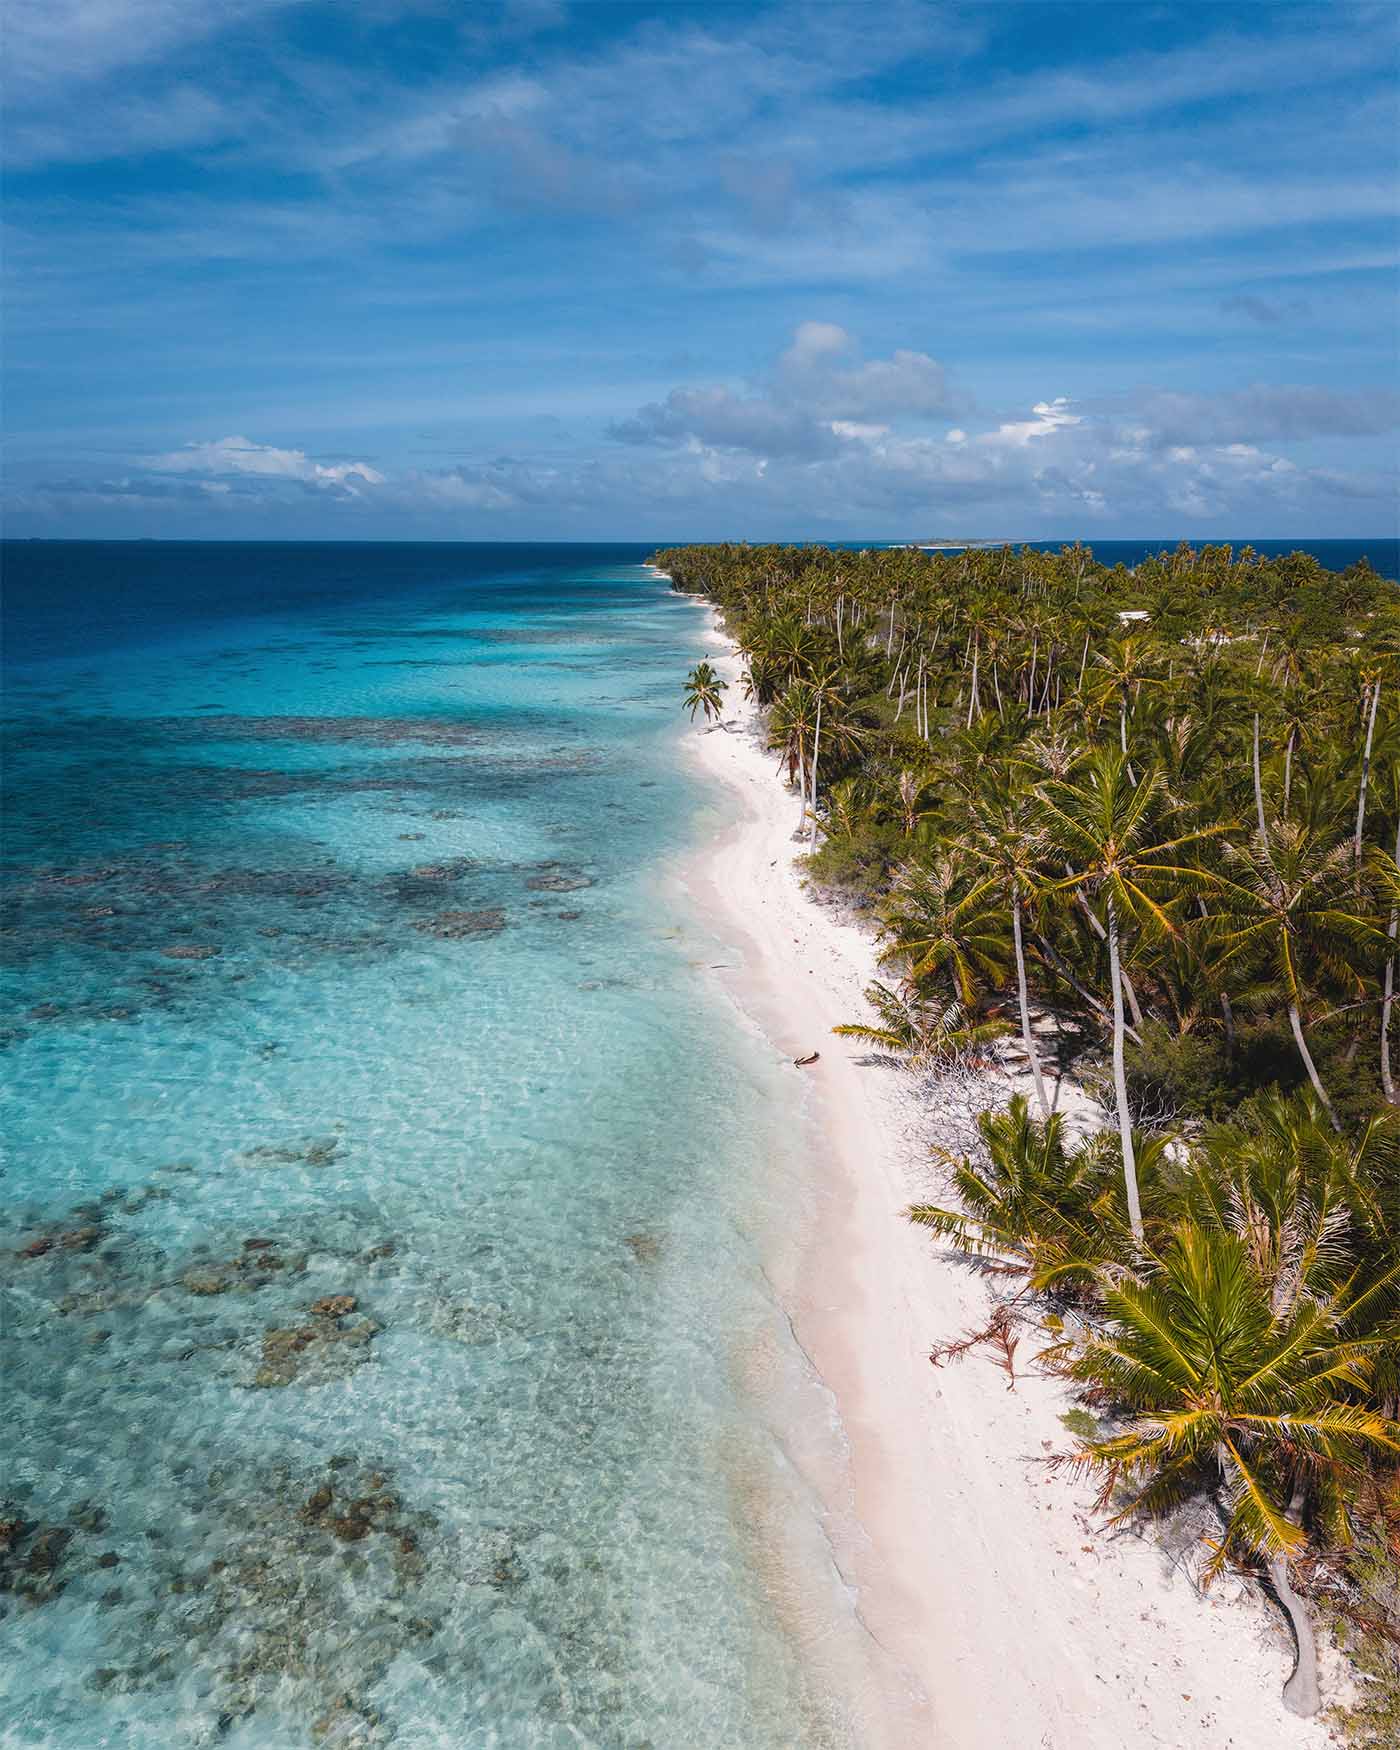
[0,545,853,1748]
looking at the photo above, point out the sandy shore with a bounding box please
[673,591,1336,1750]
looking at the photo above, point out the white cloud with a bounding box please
[143,436,385,495]
[978,397,1080,447]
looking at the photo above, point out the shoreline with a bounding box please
[671,586,1334,1749]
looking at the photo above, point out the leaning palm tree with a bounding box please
[1208,823,1394,1130]
[833,979,1008,1068]
[1056,1221,1400,1716]
[1036,749,1227,1236]
[681,660,728,725]
[907,1095,1134,1296]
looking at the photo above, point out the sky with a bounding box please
[5,0,1398,541]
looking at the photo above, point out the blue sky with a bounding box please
[5,0,1398,540]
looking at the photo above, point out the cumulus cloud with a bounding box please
[608,323,953,457]
[976,397,1081,447]
[594,326,1394,530]
[609,387,842,458]
[142,436,385,495]
[16,328,1395,538]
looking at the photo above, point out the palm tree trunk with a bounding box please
[1268,1556,1320,1716]
[1382,816,1399,1104]
[1068,880,1146,1027]
[1252,713,1270,846]
[808,694,823,849]
[1287,1000,1341,1132]
[1272,1481,1322,1717]
[1283,727,1295,816]
[1033,932,1143,1044]
[1107,896,1144,1240]
[1013,894,1051,1118]
[1354,680,1380,883]
[967,636,980,728]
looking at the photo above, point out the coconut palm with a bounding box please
[1209,823,1394,1129]
[876,853,1009,1013]
[1036,749,1228,1236]
[1179,1090,1399,1281]
[682,661,728,725]
[1057,1221,1400,1716]
[821,775,884,845]
[959,792,1054,1115]
[907,1095,1143,1295]
[833,979,1009,1067]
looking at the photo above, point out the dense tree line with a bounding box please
[666,540,1400,1732]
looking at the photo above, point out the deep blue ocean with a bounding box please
[0,544,861,1749]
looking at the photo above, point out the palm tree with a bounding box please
[1180,1089,1398,1277]
[907,1095,1137,1295]
[1092,634,1162,772]
[1057,1221,1400,1716]
[1036,749,1227,1237]
[965,793,1053,1117]
[876,854,1008,1013]
[767,677,819,831]
[682,661,728,725]
[834,980,1008,1067]
[1209,823,1393,1130]
[821,776,883,845]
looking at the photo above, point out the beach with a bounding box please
[676,592,1339,1750]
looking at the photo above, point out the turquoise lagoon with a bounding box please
[0,545,851,1749]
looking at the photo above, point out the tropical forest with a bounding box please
[664,540,1400,1735]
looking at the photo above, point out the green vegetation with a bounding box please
[664,539,1400,1723]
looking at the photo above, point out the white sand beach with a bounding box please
[677,597,1337,1750]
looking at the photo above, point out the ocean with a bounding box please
[0,544,850,1749]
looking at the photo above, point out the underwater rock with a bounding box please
[556,910,583,922]
[300,1485,334,1523]
[239,1135,341,1169]
[181,1239,308,1296]
[160,944,222,960]
[15,1222,104,1260]
[0,1521,75,1606]
[182,1271,232,1296]
[253,1298,380,1387]
[624,1233,662,1265]
[412,909,506,940]
[524,868,594,893]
